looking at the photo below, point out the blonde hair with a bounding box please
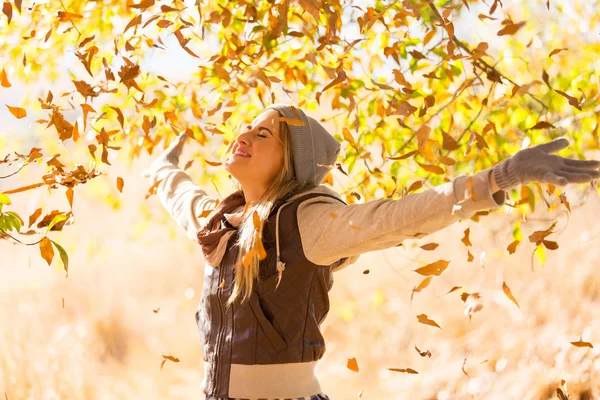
[222,112,314,307]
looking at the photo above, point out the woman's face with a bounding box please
[224,109,284,192]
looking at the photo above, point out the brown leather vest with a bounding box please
[195,192,348,397]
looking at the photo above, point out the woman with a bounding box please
[145,103,600,400]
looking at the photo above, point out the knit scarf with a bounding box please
[196,191,246,268]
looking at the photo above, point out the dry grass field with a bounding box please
[2,149,600,400]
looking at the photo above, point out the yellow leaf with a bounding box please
[416,313,441,329]
[346,357,359,372]
[414,260,449,276]
[39,237,54,266]
[342,127,356,147]
[502,281,520,309]
[6,104,27,119]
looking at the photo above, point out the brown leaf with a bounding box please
[2,1,12,24]
[461,227,472,247]
[570,338,593,348]
[40,237,54,266]
[497,21,526,36]
[6,104,27,119]
[387,150,418,161]
[554,89,581,110]
[416,313,441,329]
[0,67,11,87]
[110,107,125,129]
[414,260,449,276]
[28,208,43,228]
[529,121,555,130]
[347,357,359,372]
[153,307,160,313]
[559,192,571,212]
[542,240,558,250]
[507,240,520,254]
[462,358,469,377]
[388,367,418,374]
[124,14,142,34]
[549,48,568,58]
[205,160,222,167]
[420,243,438,251]
[415,345,431,358]
[502,281,520,309]
[127,0,155,9]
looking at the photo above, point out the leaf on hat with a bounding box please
[280,117,306,126]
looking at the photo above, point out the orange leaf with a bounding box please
[414,260,449,276]
[559,192,571,212]
[117,177,124,193]
[440,286,462,296]
[0,67,11,87]
[205,160,222,167]
[66,187,74,208]
[145,179,162,199]
[411,276,432,300]
[570,338,593,348]
[461,227,472,247]
[416,161,445,175]
[28,207,42,228]
[417,313,441,329]
[39,237,54,266]
[502,281,520,309]
[2,1,12,24]
[6,104,27,119]
[549,48,568,58]
[280,117,307,127]
[346,357,359,372]
[497,21,526,36]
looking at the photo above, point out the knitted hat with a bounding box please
[263,103,341,186]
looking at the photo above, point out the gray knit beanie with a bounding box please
[264,103,341,186]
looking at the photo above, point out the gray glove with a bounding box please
[141,132,189,178]
[492,137,600,190]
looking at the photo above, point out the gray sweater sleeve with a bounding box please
[146,156,217,241]
[297,168,506,272]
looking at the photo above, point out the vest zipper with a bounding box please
[213,262,225,391]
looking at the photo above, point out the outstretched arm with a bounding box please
[298,167,505,271]
[144,133,217,241]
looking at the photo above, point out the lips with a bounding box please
[233,147,251,157]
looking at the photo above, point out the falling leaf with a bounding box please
[6,105,27,119]
[416,161,445,175]
[528,121,555,130]
[415,345,431,358]
[507,240,520,254]
[497,21,526,36]
[197,209,214,218]
[280,116,306,127]
[218,279,225,289]
[2,1,12,24]
[462,358,469,377]
[110,107,125,129]
[0,68,11,87]
[411,276,433,301]
[570,338,593,348]
[388,368,418,374]
[549,48,568,58]
[117,177,124,193]
[420,243,438,251]
[543,240,558,250]
[145,179,163,199]
[461,227,472,246]
[205,160,222,167]
[153,307,160,313]
[414,260,449,276]
[416,313,442,329]
[39,237,54,266]
[160,354,180,369]
[502,281,520,309]
[559,193,571,212]
[440,286,462,297]
[347,357,359,372]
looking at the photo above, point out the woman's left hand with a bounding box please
[491,137,600,191]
